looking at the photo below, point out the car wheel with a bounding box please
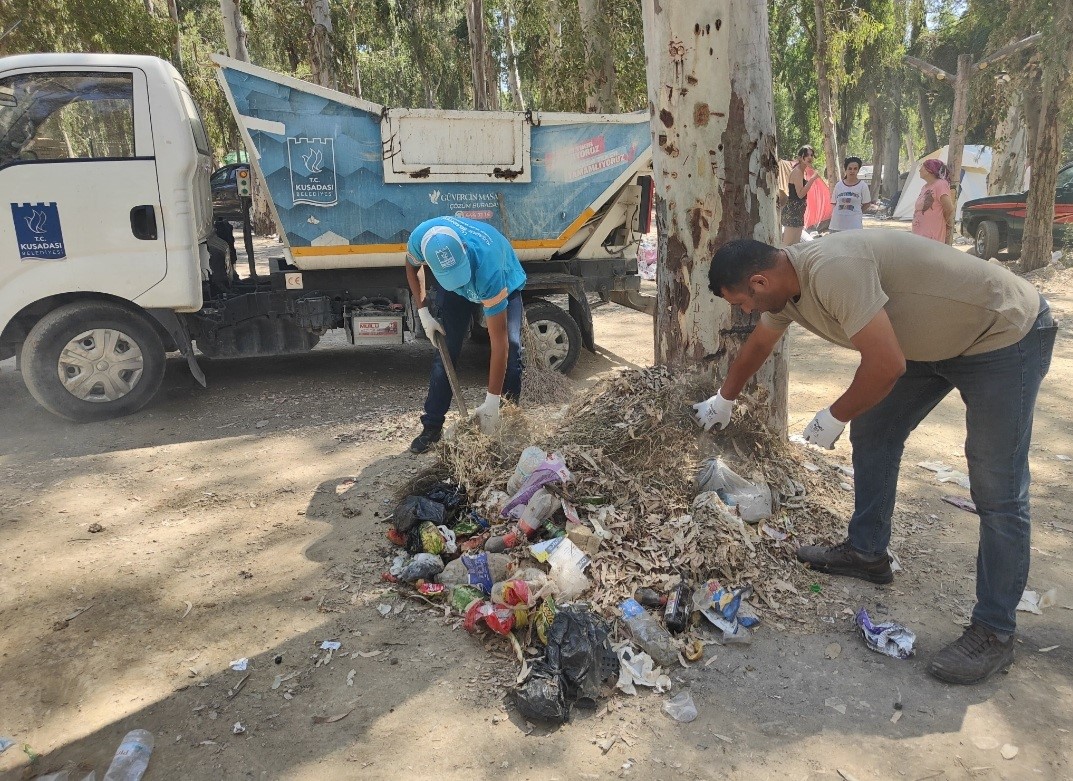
[524,299,582,374]
[20,301,166,422]
[974,221,1002,260]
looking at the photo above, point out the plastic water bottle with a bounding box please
[619,598,678,667]
[103,729,154,781]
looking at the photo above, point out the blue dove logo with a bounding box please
[429,190,441,204]
[25,209,47,234]
[302,147,324,174]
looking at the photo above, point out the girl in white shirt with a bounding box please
[829,156,874,232]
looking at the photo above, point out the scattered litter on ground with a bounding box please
[376,604,392,617]
[88,523,104,533]
[232,722,245,735]
[228,658,248,671]
[1000,744,1019,760]
[855,608,915,659]
[0,737,13,754]
[825,642,842,659]
[320,640,341,651]
[613,642,671,695]
[1017,588,1058,614]
[825,696,847,715]
[941,495,977,513]
[662,690,698,723]
[1039,645,1059,653]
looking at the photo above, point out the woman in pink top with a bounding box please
[912,159,955,243]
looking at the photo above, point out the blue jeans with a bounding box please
[847,299,1057,634]
[420,288,524,430]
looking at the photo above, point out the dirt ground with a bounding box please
[1,223,1072,781]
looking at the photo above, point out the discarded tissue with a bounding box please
[855,608,915,659]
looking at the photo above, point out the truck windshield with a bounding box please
[0,71,134,167]
[174,80,210,156]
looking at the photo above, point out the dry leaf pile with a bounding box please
[435,366,858,628]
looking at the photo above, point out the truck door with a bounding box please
[0,68,167,300]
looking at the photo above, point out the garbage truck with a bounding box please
[0,53,654,421]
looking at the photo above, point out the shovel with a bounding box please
[431,330,468,417]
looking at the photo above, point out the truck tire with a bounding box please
[525,299,582,374]
[974,221,1002,260]
[20,301,167,422]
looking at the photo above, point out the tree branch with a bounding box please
[975,33,1042,71]
[904,55,953,82]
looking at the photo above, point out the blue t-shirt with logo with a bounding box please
[407,217,526,316]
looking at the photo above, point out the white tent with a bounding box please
[892,145,992,221]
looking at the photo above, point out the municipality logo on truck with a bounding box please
[11,202,66,260]
[288,137,338,207]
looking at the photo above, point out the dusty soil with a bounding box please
[1,226,1072,781]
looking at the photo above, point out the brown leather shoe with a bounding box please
[795,540,894,584]
[927,624,1015,684]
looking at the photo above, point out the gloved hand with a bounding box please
[692,390,734,432]
[802,407,846,449]
[474,391,501,435]
[418,307,445,339]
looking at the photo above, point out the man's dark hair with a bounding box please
[708,239,780,296]
[844,156,863,169]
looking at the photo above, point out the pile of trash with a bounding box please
[382,366,855,721]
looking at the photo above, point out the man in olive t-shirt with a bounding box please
[692,230,1057,685]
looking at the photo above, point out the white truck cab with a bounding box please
[0,53,212,420]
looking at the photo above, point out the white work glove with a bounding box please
[802,407,846,449]
[418,307,445,339]
[692,390,735,432]
[474,392,501,435]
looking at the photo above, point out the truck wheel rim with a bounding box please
[531,320,570,370]
[57,329,145,402]
[975,228,986,256]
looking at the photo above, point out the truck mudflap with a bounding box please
[147,309,206,387]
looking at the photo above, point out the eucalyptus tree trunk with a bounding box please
[467,0,500,110]
[307,0,335,89]
[503,7,525,110]
[917,83,938,151]
[166,0,183,72]
[868,92,884,197]
[220,0,249,62]
[813,0,840,183]
[643,0,787,435]
[578,0,616,112]
[990,96,1027,194]
[1022,0,1073,271]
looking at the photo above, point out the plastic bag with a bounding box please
[663,690,698,723]
[855,608,915,659]
[423,481,468,523]
[392,495,445,533]
[506,446,548,495]
[390,552,445,582]
[541,538,591,601]
[695,457,772,523]
[514,661,568,723]
[503,453,571,518]
[435,552,511,593]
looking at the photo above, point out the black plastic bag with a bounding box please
[423,482,468,524]
[513,606,615,722]
[392,496,445,534]
[513,660,568,723]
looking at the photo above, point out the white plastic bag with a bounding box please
[695,457,772,522]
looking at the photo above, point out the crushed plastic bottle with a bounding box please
[619,598,678,668]
[103,729,154,781]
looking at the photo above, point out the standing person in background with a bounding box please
[782,145,823,245]
[912,159,955,243]
[829,157,874,232]
[405,216,526,454]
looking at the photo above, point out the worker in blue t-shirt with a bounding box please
[405,216,527,453]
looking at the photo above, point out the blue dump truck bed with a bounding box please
[213,56,653,271]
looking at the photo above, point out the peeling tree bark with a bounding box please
[989,95,1027,194]
[642,1,787,435]
[578,0,616,112]
[307,0,335,89]
[503,6,525,110]
[467,0,501,110]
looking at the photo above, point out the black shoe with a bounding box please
[795,539,894,584]
[409,426,442,454]
[927,624,1015,685]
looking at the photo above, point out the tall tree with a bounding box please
[1021,0,1073,270]
[813,0,841,182]
[502,5,526,109]
[166,0,182,72]
[643,1,787,433]
[466,0,500,109]
[307,0,335,89]
[578,0,616,112]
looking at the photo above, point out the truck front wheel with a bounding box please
[525,299,582,374]
[20,301,167,422]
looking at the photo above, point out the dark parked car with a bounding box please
[961,162,1073,259]
[210,162,249,220]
